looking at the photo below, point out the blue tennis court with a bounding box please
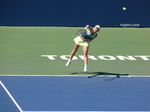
[0,75,150,112]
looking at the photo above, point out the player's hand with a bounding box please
[84,25,90,29]
[86,25,90,28]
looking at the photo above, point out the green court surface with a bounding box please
[0,26,150,75]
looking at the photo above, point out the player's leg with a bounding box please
[82,46,89,72]
[70,44,80,60]
[66,44,80,66]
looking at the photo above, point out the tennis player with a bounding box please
[66,24,100,72]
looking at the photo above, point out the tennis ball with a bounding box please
[122,7,126,10]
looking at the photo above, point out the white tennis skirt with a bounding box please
[74,36,89,46]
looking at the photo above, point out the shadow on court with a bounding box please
[71,71,129,81]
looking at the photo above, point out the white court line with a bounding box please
[0,81,23,112]
[0,74,150,77]
[23,111,150,112]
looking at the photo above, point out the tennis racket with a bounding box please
[76,29,84,36]
[76,26,88,36]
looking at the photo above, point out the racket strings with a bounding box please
[76,29,84,36]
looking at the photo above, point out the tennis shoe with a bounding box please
[84,67,88,72]
[66,60,71,66]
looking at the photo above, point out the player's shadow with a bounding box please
[71,72,129,81]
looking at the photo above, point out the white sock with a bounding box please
[84,64,88,72]
[68,59,71,62]
[84,64,88,69]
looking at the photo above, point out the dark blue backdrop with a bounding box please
[0,0,150,27]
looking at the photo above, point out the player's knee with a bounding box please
[73,48,78,52]
[84,54,88,58]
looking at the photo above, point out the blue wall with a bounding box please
[0,0,150,27]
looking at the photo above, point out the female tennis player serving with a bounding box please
[66,24,100,72]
